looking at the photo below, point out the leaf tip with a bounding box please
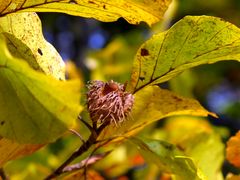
[209,112,218,118]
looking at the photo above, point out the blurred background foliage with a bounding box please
[3,0,240,179]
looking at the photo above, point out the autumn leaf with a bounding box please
[130,137,204,180]
[0,137,43,167]
[164,117,224,180]
[0,12,65,80]
[129,16,240,93]
[226,131,240,168]
[0,35,82,144]
[64,169,104,180]
[98,85,214,141]
[226,173,240,180]
[0,0,172,26]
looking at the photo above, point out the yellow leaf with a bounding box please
[129,16,240,92]
[164,117,213,143]
[0,0,172,26]
[164,117,224,180]
[98,85,214,141]
[0,35,82,144]
[0,12,65,80]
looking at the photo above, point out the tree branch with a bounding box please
[62,151,111,173]
[0,168,8,180]
[44,119,110,180]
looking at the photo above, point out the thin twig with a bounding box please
[62,151,111,173]
[69,129,85,144]
[44,119,110,180]
[78,115,94,132]
[44,133,94,180]
[0,168,8,180]
[82,137,113,178]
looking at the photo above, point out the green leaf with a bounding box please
[98,85,214,141]
[0,12,65,80]
[129,16,240,92]
[0,35,82,144]
[164,117,224,180]
[169,70,196,98]
[0,0,172,26]
[130,137,204,180]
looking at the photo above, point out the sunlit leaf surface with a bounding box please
[129,16,240,92]
[0,36,82,144]
[0,0,172,26]
[0,12,65,80]
[98,85,214,141]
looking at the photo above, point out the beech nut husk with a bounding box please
[87,80,134,126]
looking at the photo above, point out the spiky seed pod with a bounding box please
[87,80,134,126]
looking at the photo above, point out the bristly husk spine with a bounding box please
[87,80,134,127]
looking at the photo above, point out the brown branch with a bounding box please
[62,151,111,173]
[44,120,110,180]
[0,168,8,180]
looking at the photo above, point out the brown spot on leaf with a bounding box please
[177,144,185,151]
[0,121,5,126]
[103,4,106,9]
[88,1,96,4]
[69,0,77,4]
[141,48,149,56]
[164,143,174,151]
[139,77,145,81]
[38,48,43,56]
[172,95,182,102]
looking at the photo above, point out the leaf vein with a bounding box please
[0,0,12,15]
[206,23,232,44]
[134,56,142,93]
[150,31,169,81]
[170,17,202,68]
